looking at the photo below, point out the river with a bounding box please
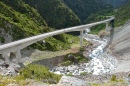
[50,34,118,75]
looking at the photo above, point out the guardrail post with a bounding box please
[15,50,22,63]
[3,52,10,64]
[80,30,83,47]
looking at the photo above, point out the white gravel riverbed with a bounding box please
[50,34,118,75]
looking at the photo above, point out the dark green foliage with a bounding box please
[115,3,130,26]
[63,0,113,22]
[45,37,70,51]
[0,1,48,40]
[53,34,68,43]
[23,0,81,29]
[99,0,130,8]
[0,0,80,51]
[0,36,5,43]
[59,53,88,66]
[20,64,62,84]
[90,24,106,35]
[83,8,114,34]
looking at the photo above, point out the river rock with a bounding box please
[50,34,118,76]
[68,54,78,63]
[58,76,88,86]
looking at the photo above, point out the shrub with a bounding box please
[98,30,109,38]
[111,75,117,81]
[80,72,88,76]
[20,64,62,84]
[63,53,88,65]
[0,36,5,43]
[66,73,73,76]
[58,61,72,66]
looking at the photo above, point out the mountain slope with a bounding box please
[100,0,130,8]
[111,2,130,53]
[0,0,48,40]
[115,3,130,26]
[23,0,81,29]
[0,0,77,51]
[63,0,112,21]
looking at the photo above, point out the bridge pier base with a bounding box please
[2,52,10,64]
[80,30,83,47]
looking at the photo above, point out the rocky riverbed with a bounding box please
[50,34,118,75]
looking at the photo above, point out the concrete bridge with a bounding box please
[0,17,114,64]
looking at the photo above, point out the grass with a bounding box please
[58,51,89,66]
[58,60,72,66]
[111,75,117,82]
[0,75,27,86]
[24,35,91,65]
[20,64,62,84]
[90,81,127,86]
[80,72,88,76]
[66,73,73,76]
[89,75,127,86]
[0,64,62,85]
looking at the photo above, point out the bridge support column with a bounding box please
[2,52,10,64]
[105,22,109,31]
[104,20,114,51]
[15,50,22,63]
[109,20,114,44]
[80,30,83,47]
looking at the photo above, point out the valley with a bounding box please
[0,0,130,86]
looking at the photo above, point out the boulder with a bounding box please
[68,55,78,63]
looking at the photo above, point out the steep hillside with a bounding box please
[115,3,130,26]
[100,0,130,8]
[0,0,77,51]
[83,2,130,34]
[110,3,130,73]
[23,0,81,29]
[111,2,130,54]
[0,0,48,40]
[63,0,112,21]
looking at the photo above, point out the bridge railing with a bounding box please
[0,17,115,64]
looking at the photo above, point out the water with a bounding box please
[50,34,118,75]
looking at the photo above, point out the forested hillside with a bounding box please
[0,0,78,51]
[115,2,130,26]
[62,0,112,22]
[0,0,130,51]
[99,0,130,8]
[23,0,81,29]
